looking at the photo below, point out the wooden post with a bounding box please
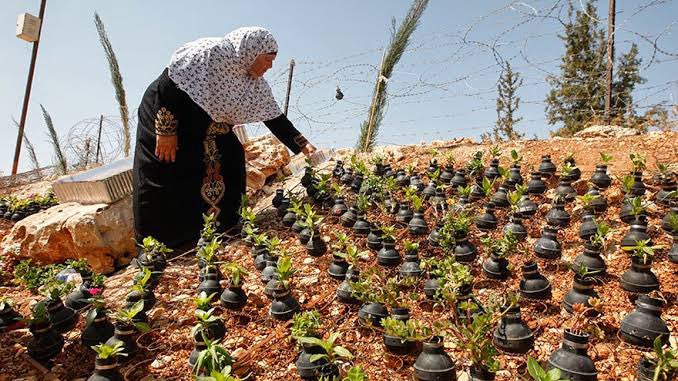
[95,114,103,163]
[11,0,47,176]
[283,59,295,116]
[604,0,616,124]
[362,51,386,153]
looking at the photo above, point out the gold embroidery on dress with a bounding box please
[200,122,233,219]
[154,107,178,135]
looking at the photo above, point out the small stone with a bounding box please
[170,294,190,302]
[150,355,172,369]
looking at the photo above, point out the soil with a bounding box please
[0,131,677,381]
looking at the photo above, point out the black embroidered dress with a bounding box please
[133,69,307,247]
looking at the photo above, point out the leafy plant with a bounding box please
[85,294,108,328]
[355,194,371,214]
[239,207,257,231]
[481,177,495,197]
[628,197,646,217]
[489,146,501,158]
[630,152,647,172]
[191,308,223,338]
[197,237,222,265]
[380,225,397,241]
[621,175,635,194]
[403,239,419,253]
[193,337,235,376]
[510,149,522,165]
[131,266,152,293]
[571,263,602,279]
[13,260,66,292]
[113,300,150,332]
[27,302,49,325]
[275,255,296,290]
[42,279,75,300]
[336,245,368,268]
[447,305,506,373]
[588,222,611,250]
[332,232,350,253]
[92,341,127,360]
[466,151,484,177]
[138,236,173,260]
[622,239,664,264]
[527,357,569,381]
[458,185,472,198]
[381,317,431,342]
[195,366,240,381]
[561,162,574,177]
[66,258,90,274]
[665,211,678,233]
[194,291,217,311]
[507,189,522,213]
[646,336,678,381]
[291,310,322,339]
[599,152,613,165]
[568,299,604,335]
[296,332,353,367]
[341,366,368,381]
[222,262,248,288]
[576,193,598,210]
[481,231,519,259]
[410,194,424,211]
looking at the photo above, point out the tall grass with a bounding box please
[94,12,130,157]
[12,117,42,177]
[40,104,68,175]
[356,0,429,152]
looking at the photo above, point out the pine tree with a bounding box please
[546,0,607,136]
[483,62,524,142]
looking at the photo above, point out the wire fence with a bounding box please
[35,0,678,170]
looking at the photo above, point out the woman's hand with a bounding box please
[155,134,178,163]
[301,143,317,157]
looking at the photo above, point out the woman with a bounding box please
[133,27,315,248]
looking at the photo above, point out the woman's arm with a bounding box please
[263,113,316,156]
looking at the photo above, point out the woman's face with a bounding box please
[249,53,276,78]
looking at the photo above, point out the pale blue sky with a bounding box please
[1,0,677,173]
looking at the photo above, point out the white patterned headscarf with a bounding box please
[168,27,282,125]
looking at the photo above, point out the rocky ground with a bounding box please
[0,130,677,381]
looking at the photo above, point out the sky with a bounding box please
[1,0,677,174]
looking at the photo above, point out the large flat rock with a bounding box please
[1,195,135,273]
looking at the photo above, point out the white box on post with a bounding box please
[16,13,41,42]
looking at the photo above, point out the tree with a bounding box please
[356,0,429,152]
[482,62,524,142]
[546,0,607,137]
[94,12,131,157]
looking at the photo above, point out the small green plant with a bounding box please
[588,222,611,250]
[296,332,353,367]
[27,302,49,325]
[621,175,635,194]
[197,237,222,265]
[113,300,150,332]
[192,308,223,338]
[66,258,90,274]
[507,189,523,213]
[481,177,495,197]
[201,213,219,241]
[336,245,368,269]
[622,239,664,264]
[193,337,235,376]
[380,225,397,241]
[239,207,257,231]
[646,336,678,381]
[510,149,522,166]
[42,279,75,300]
[381,317,431,343]
[447,307,502,373]
[92,341,127,360]
[527,357,569,381]
[628,197,646,218]
[222,262,247,288]
[481,231,519,259]
[410,194,424,211]
[403,239,419,253]
[341,366,368,381]
[13,260,66,292]
[275,255,296,290]
[571,263,601,278]
[448,211,472,237]
[489,146,501,158]
[85,293,108,328]
[131,266,152,293]
[355,194,371,214]
[630,152,647,172]
[561,162,574,177]
[576,193,598,210]
[332,232,350,253]
[458,185,472,198]
[666,211,678,233]
[195,366,240,381]
[194,291,217,311]
[466,151,484,177]
[599,152,613,165]
[0,297,13,311]
[291,310,322,339]
[138,236,173,260]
